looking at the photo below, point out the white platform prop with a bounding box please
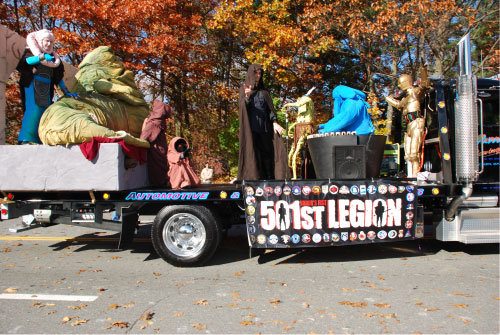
[0,143,149,191]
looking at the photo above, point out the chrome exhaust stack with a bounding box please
[454,33,479,183]
[446,33,482,220]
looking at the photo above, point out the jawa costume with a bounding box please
[141,100,172,187]
[16,29,72,144]
[167,137,200,189]
[238,64,287,180]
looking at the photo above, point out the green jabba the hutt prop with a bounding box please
[39,46,150,148]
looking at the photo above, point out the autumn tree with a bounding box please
[470,0,499,77]
[1,0,495,176]
[208,0,328,176]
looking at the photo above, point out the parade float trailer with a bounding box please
[1,33,499,266]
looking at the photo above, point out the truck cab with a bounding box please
[421,75,499,243]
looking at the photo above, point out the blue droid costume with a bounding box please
[16,29,69,144]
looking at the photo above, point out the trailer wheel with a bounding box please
[151,205,222,267]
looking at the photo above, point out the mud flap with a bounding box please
[118,207,138,249]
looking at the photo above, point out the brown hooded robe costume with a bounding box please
[140,100,171,187]
[238,64,287,180]
[167,137,200,189]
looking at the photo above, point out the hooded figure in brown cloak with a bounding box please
[238,64,288,180]
[140,100,172,187]
[167,137,200,189]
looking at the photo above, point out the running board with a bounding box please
[436,207,500,244]
[460,231,500,244]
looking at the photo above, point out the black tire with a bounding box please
[151,205,222,267]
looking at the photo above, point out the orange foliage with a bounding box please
[5,73,23,144]
[209,0,323,100]
[1,0,490,177]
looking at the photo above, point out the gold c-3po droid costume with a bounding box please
[385,66,431,178]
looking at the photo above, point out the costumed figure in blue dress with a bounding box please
[318,85,375,135]
[16,29,77,144]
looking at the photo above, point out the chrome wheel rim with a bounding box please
[163,213,206,258]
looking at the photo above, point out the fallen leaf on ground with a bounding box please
[374,303,391,308]
[109,304,120,309]
[111,321,129,328]
[269,299,281,304]
[339,301,367,308]
[453,292,473,297]
[378,276,386,280]
[68,304,87,310]
[3,288,17,293]
[141,312,154,321]
[240,321,254,326]
[458,317,471,324]
[191,323,206,330]
[193,299,208,305]
[424,308,439,312]
[61,316,72,323]
[453,304,468,308]
[71,319,88,326]
[153,272,161,276]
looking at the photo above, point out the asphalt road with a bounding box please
[0,218,498,334]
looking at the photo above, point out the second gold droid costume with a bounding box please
[385,66,431,177]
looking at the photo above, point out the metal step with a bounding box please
[435,207,500,244]
[460,231,500,244]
